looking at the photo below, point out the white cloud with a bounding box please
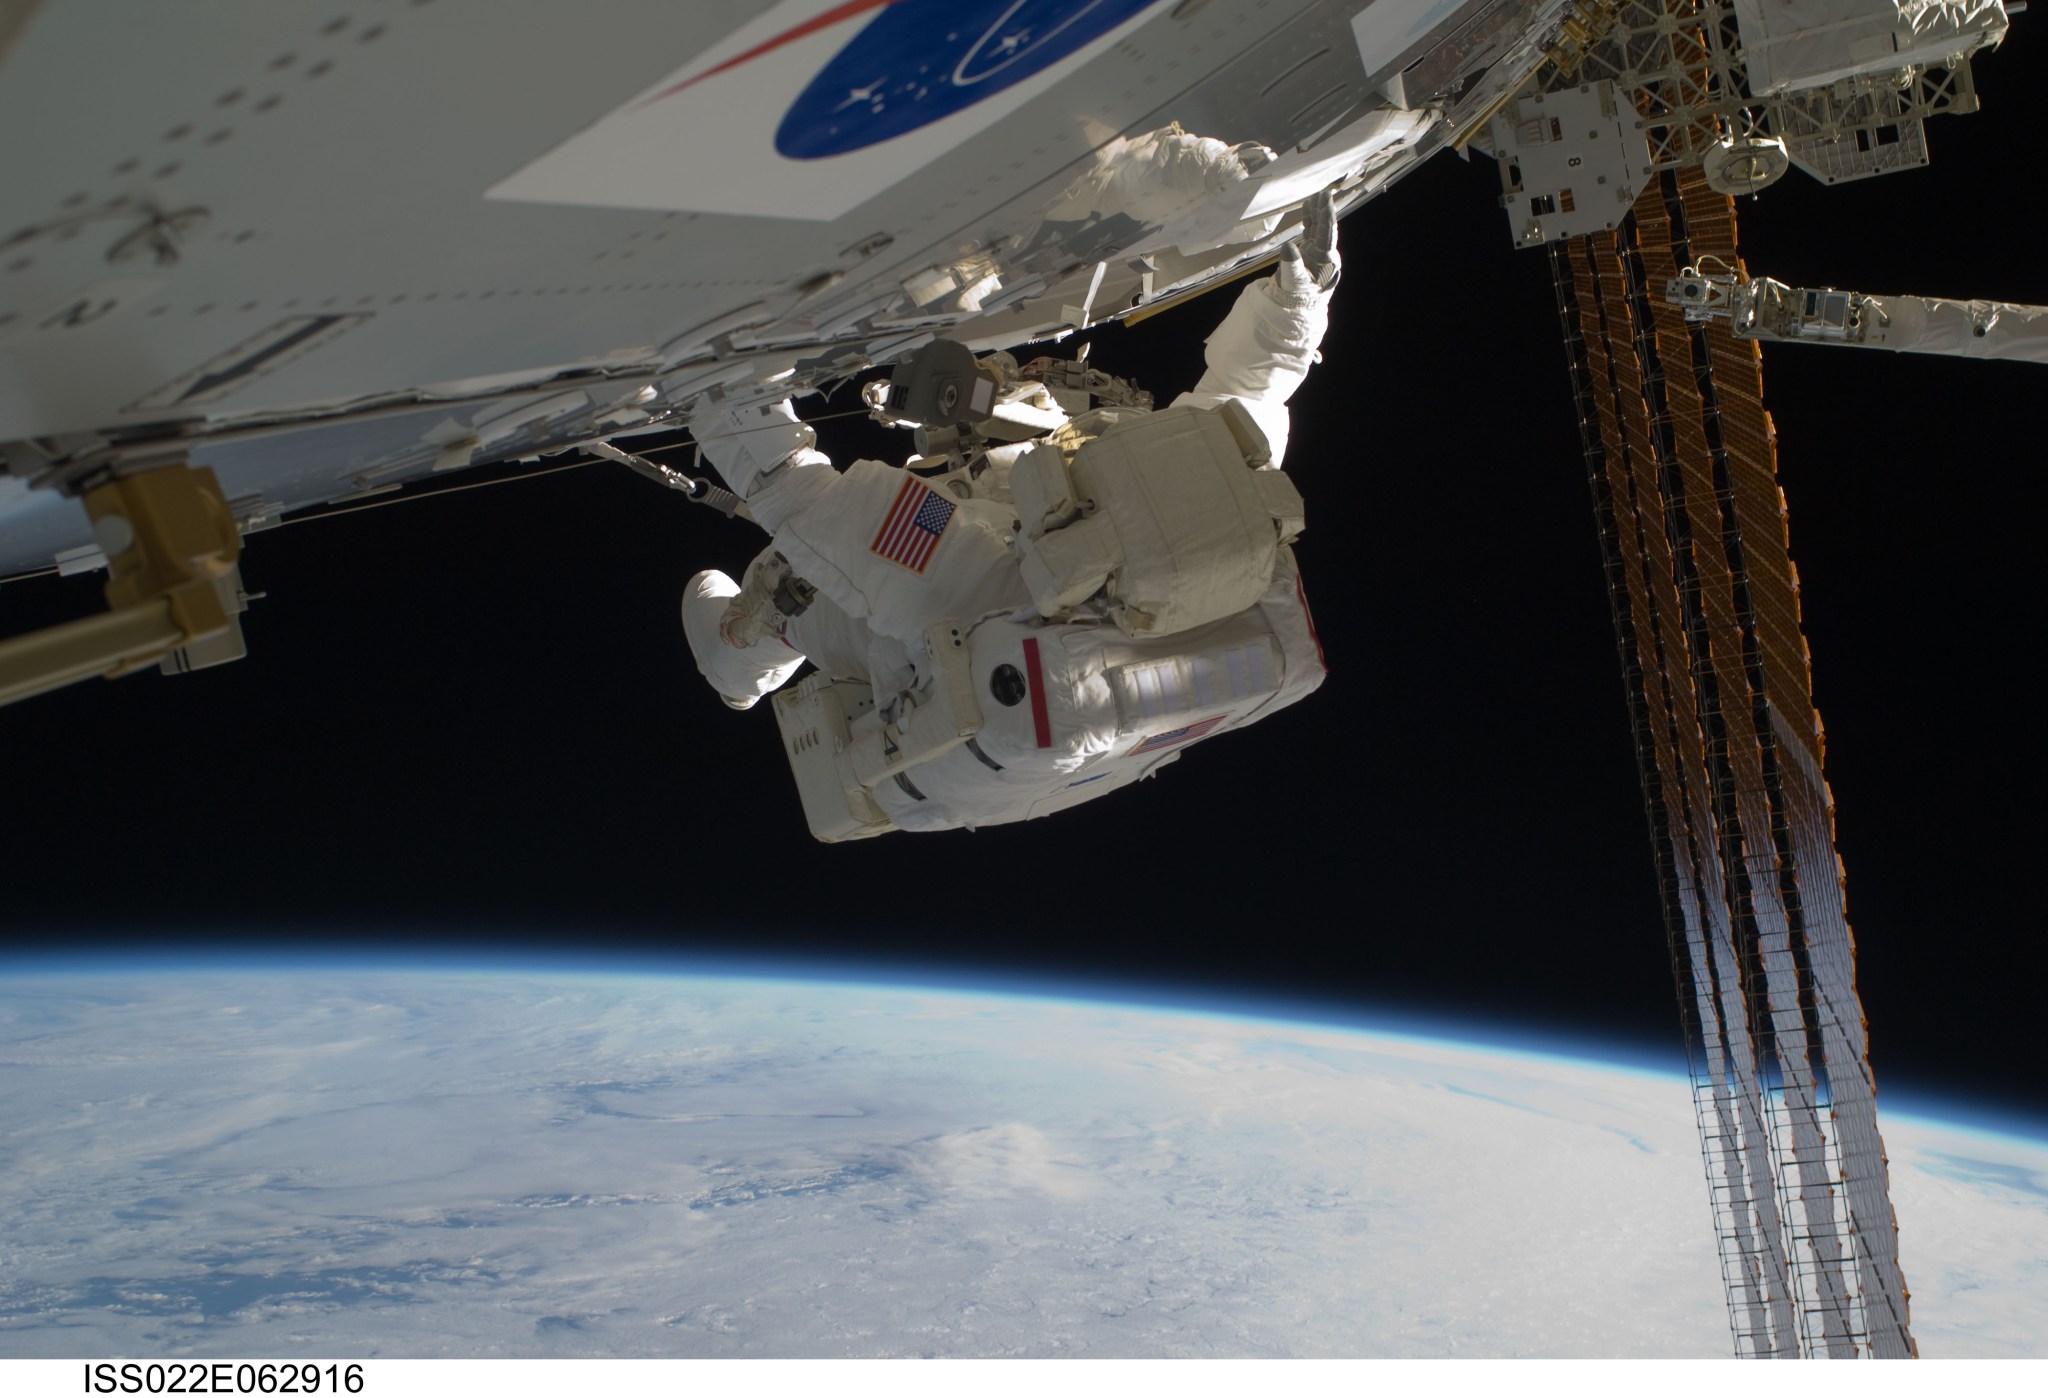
[0,972,2037,1358]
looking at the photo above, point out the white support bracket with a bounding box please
[1669,259,2048,364]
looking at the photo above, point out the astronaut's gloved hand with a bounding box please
[1280,188,1341,295]
[1229,140,1278,177]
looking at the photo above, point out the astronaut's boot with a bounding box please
[681,569,807,710]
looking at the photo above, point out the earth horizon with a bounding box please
[2,960,2041,1358]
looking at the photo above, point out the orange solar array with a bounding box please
[1551,168,1914,1359]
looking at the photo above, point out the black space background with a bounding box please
[3,40,2041,1121]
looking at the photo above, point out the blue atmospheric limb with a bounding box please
[776,0,1161,159]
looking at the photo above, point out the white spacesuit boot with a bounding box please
[680,569,805,710]
[682,558,924,711]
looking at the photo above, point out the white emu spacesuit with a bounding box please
[684,204,1339,840]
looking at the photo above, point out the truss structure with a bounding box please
[1550,167,1916,1358]
[1529,0,1982,185]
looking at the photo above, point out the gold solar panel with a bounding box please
[1551,167,1914,1359]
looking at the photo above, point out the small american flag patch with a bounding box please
[870,476,956,574]
[1133,714,1227,754]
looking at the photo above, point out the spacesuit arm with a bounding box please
[1169,261,1333,468]
[1169,194,1339,467]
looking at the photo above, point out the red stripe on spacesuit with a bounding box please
[1296,575,1327,673]
[1022,636,1052,749]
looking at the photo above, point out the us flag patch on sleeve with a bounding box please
[870,475,956,574]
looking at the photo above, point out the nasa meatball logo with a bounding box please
[488,0,1167,218]
[774,0,1158,158]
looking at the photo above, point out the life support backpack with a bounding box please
[1009,399,1305,638]
[770,550,1326,841]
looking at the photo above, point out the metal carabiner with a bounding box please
[584,440,747,519]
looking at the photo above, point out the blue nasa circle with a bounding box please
[777,0,1161,159]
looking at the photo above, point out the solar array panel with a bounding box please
[1550,167,1915,1359]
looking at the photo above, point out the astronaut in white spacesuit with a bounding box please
[682,196,1341,840]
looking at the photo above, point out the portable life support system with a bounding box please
[1011,398,1303,636]
[769,393,1324,841]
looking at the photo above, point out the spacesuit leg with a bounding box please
[689,396,836,533]
[692,399,1026,655]
[682,562,914,711]
[681,569,806,710]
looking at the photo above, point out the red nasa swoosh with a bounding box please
[635,0,903,107]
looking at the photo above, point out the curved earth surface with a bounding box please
[0,967,2041,1358]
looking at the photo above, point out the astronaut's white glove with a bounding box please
[1229,140,1277,178]
[1280,188,1341,294]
